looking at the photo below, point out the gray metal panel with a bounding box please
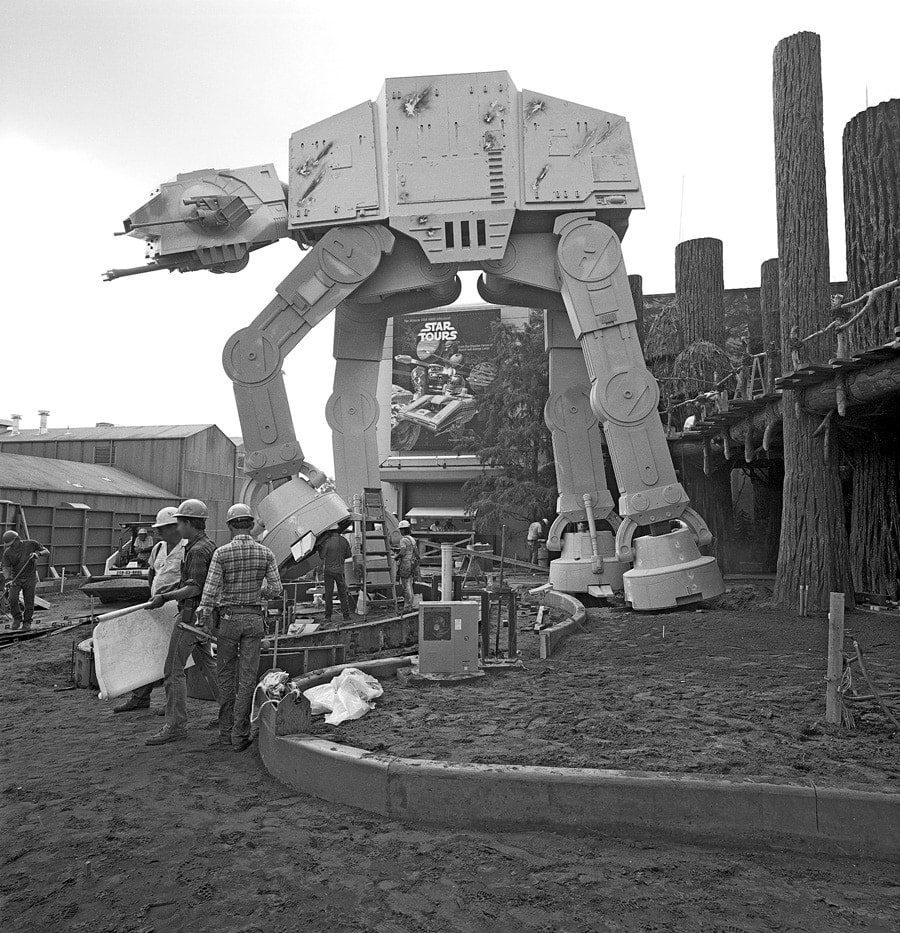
[418,601,479,674]
[381,71,518,263]
[519,90,644,212]
[289,101,385,228]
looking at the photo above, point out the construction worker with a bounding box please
[113,507,184,713]
[2,530,49,630]
[144,499,220,746]
[395,520,419,609]
[315,528,352,624]
[527,517,543,565]
[197,503,282,753]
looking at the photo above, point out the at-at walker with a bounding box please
[105,71,724,610]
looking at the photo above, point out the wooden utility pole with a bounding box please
[628,274,645,349]
[843,100,900,600]
[675,238,726,348]
[843,99,900,353]
[760,258,781,393]
[772,31,853,611]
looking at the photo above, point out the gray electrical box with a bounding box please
[418,601,480,675]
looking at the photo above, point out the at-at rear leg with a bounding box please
[554,214,724,609]
[544,308,630,593]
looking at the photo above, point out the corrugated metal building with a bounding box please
[0,424,240,541]
[0,452,177,576]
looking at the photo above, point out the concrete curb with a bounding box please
[258,662,899,859]
[539,590,586,659]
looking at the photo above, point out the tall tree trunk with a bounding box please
[849,432,900,599]
[628,273,645,349]
[675,238,726,347]
[682,460,733,569]
[843,99,900,353]
[844,99,900,598]
[674,237,733,565]
[760,258,781,392]
[772,31,854,611]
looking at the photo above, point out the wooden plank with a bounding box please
[825,593,845,725]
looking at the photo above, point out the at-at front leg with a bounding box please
[222,224,394,567]
[554,214,724,609]
[544,309,630,592]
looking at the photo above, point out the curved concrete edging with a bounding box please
[539,590,586,658]
[258,661,899,859]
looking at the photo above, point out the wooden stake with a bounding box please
[825,592,845,724]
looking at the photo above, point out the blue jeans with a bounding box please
[216,610,265,741]
[8,577,36,626]
[324,571,350,619]
[163,614,219,734]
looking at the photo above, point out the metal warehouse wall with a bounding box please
[0,497,166,577]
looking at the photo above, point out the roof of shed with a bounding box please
[0,452,177,499]
[0,424,219,442]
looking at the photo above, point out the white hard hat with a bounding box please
[152,507,179,529]
[226,503,255,524]
[398,520,411,530]
[173,498,209,519]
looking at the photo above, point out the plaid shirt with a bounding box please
[198,535,282,612]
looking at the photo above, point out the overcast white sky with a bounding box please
[1,0,897,476]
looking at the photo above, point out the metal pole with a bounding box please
[441,543,453,601]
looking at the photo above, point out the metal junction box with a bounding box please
[418,601,480,674]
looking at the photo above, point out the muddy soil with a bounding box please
[331,603,900,792]
[1,592,898,933]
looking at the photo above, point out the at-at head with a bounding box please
[104,165,290,281]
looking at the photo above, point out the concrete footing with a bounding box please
[258,660,899,859]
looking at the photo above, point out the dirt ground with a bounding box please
[334,598,900,792]
[1,591,898,933]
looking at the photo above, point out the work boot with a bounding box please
[232,737,252,753]
[114,696,151,713]
[145,727,186,746]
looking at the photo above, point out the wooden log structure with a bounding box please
[843,99,900,353]
[772,31,854,611]
[673,237,733,566]
[844,98,900,600]
[675,238,726,347]
[760,258,781,393]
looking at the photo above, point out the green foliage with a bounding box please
[452,313,557,531]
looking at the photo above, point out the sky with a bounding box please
[1,0,897,477]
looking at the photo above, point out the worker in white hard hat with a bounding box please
[197,502,282,753]
[144,498,220,746]
[114,506,186,713]
[394,520,419,609]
